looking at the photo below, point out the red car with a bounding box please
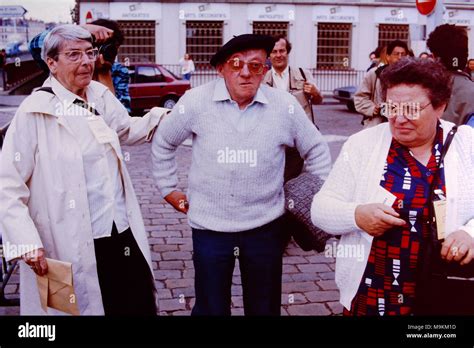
[128,63,190,115]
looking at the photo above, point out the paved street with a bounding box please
[0,95,363,316]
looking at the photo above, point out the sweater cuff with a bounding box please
[159,186,178,199]
[350,202,373,242]
[311,198,361,235]
[459,219,474,239]
[347,201,361,231]
[2,233,44,261]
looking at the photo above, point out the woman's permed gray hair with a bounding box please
[42,24,92,61]
[380,57,452,109]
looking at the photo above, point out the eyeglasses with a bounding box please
[381,101,432,120]
[390,52,407,57]
[226,58,266,75]
[57,48,99,62]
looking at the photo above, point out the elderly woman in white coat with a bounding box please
[312,58,474,316]
[0,25,167,315]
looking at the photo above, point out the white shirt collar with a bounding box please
[212,78,268,105]
[50,76,88,110]
[271,65,289,78]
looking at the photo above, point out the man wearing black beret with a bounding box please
[152,34,332,315]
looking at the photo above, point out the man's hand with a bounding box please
[355,203,406,237]
[441,230,474,265]
[373,105,381,117]
[303,82,320,99]
[81,24,113,43]
[22,248,48,276]
[164,190,189,214]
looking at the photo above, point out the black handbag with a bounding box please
[283,172,331,252]
[414,126,474,315]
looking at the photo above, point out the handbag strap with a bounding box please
[428,125,458,242]
[36,87,101,116]
[298,67,317,127]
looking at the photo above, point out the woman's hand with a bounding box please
[22,248,48,276]
[355,203,406,237]
[164,190,189,214]
[441,230,474,265]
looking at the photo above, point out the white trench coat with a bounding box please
[0,79,168,315]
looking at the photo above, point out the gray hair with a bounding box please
[42,24,92,61]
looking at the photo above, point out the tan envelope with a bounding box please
[36,258,80,315]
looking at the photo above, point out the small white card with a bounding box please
[373,186,397,207]
[433,200,447,240]
[360,186,398,242]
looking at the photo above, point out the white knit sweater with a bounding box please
[152,79,331,232]
[311,120,474,310]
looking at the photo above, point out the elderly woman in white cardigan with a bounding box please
[312,58,474,316]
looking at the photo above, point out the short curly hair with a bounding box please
[387,39,409,55]
[380,58,452,109]
[427,24,468,71]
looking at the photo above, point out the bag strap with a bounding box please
[298,67,307,81]
[438,125,457,166]
[37,87,54,94]
[298,67,317,127]
[36,87,100,116]
[429,125,457,196]
[428,125,458,242]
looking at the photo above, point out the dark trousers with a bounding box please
[191,216,286,316]
[93,224,157,316]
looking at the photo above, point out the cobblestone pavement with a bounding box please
[1,142,342,316]
[1,100,362,316]
[133,143,343,316]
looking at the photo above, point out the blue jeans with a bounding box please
[191,216,286,316]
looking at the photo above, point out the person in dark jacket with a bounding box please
[427,24,474,125]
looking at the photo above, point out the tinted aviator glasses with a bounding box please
[226,58,266,75]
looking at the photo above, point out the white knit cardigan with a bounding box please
[311,120,474,310]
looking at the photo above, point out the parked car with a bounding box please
[128,63,191,115]
[333,85,356,112]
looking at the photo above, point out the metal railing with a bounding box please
[3,60,43,91]
[2,61,366,94]
[162,64,366,92]
[310,69,366,93]
[162,64,219,88]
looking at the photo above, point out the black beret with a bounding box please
[210,34,276,67]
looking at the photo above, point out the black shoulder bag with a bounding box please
[414,126,474,315]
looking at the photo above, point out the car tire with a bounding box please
[162,97,177,109]
[347,100,356,112]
